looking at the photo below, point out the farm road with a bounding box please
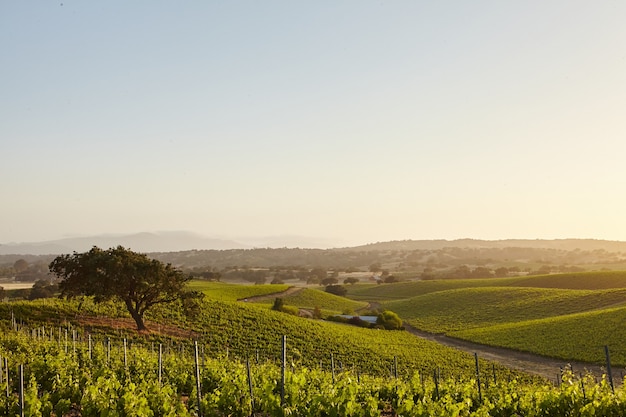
[404,324,613,383]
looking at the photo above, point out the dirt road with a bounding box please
[404,324,615,383]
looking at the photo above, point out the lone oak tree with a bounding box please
[49,246,201,331]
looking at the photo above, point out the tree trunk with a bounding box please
[131,311,147,331]
[125,299,147,331]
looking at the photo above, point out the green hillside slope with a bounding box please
[452,306,626,366]
[384,287,626,333]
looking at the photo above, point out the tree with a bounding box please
[325,284,347,297]
[49,246,201,331]
[29,279,57,300]
[383,275,399,283]
[321,277,338,286]
[272,297,284,311]
[343,277,359,285]
[13,259,29,273]
[376,310,403,330]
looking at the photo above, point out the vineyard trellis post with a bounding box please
[474,353,482,402]
[246,357,255,413]
[331,353,335,384]
[604,345,614,393]
[123,338,128,370]
[194,340,203,417]
[394,356,398,379]
[19,364,24,417]
[281,335,286,408]
[158,343,163,387]
[4,358,8,398]
[580,373,587,400]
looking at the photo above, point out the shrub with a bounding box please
[376,310,403,330]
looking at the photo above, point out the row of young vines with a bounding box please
[1,327,626,417]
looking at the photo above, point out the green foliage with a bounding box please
[49,246,201,330]
[272,297,284,311]
[187,280,289,301]
[2,329,626,416]
[385,287,626,333]
[0,296,526,381]
[325,284,348,297]
[452,306,626,366]
[347,271,626,366]
[376,310,403,330]
[252,288,367,314]
[28,279,57,300]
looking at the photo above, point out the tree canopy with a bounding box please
[49,246,201,331]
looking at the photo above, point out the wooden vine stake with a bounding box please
[246,358,255,413]
[19,364,24,417]
[280,335,287,410]
[605,345,614,393]
[194,341,203,417]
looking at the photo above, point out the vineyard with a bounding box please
[4,270,626,415]
[1,324,626,416]
[345,272,626,368]
[346,271,626,301]
[248,287,368,314]
[384,287,626,333]
[187,282,291,302]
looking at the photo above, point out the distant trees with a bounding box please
[343,277,359,285]
[321,277,338,286]
[13,259,28,273]
[325,284,347,297]
[28,279,57,300]
[12,259,51,282]
[383,275,399,283]
[49,246,202,331]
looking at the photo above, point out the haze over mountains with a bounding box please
[2,231,626,256]
[0,232,343,255]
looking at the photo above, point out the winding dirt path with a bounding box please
[403,325,616,383]
[362,302,616,382]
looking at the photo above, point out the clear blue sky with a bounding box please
[2,1,626,247]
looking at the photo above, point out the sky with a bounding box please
[1,1,626,247]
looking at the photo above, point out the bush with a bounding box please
[376,310,403,330]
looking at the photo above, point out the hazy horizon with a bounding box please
[2,2,626,245]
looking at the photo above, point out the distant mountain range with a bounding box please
[2,232,626,256]
[0,232,343,255]
[348,238,626,253]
